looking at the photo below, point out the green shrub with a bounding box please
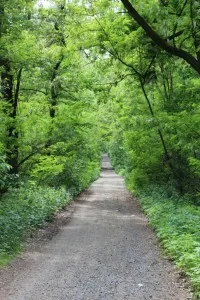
[0,154,13,193]
[135,185,200,297]
[0,183,70,255]
[29,152,101,196]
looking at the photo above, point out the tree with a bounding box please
[0,0,35,173]
[79,0,200,193]
[120,0,200,74]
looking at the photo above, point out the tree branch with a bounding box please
[95,73,133,86]
[20,88,47,95]
[144,54,157,78]
[17,151,38,167]
[17,143,52,167]
[13,67,22,118]
[167,30,184,42]
[120,0,200,74]
[108,49,141,77]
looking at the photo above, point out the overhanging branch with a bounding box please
[120,0,200,74]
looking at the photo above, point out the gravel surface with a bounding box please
[0,155,192,300]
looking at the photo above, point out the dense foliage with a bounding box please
[0,0,102,258]
[136,185,200,298]
[0,184,69,264]
[89,0,200,197]
[0,0,200,295]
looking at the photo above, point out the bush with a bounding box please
[135,185,200,298]
[0,183,70,255]
[29,151,101,196]
[0,154,12,193]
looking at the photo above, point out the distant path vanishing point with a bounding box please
[0,154,191,300]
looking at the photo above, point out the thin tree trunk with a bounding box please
[49,58,63,118]
[139,77,174,171]
[7,67,22,174]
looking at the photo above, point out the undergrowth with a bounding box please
[134,185,200,299]
[0,160,100,266]
[0,183,70,264]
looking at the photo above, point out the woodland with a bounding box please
[0,0,200,297]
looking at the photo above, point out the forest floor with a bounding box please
[0,155,192,300]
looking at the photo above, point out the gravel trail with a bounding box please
[0,155,191,300]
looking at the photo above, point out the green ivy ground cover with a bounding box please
[135,185,200,298]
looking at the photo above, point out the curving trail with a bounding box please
[0,155,191,300]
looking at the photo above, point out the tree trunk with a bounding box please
[50,58,63,118]
[139,78,174,170]
[1,62,22,173]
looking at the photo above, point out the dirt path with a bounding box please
[0,155,191,300]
